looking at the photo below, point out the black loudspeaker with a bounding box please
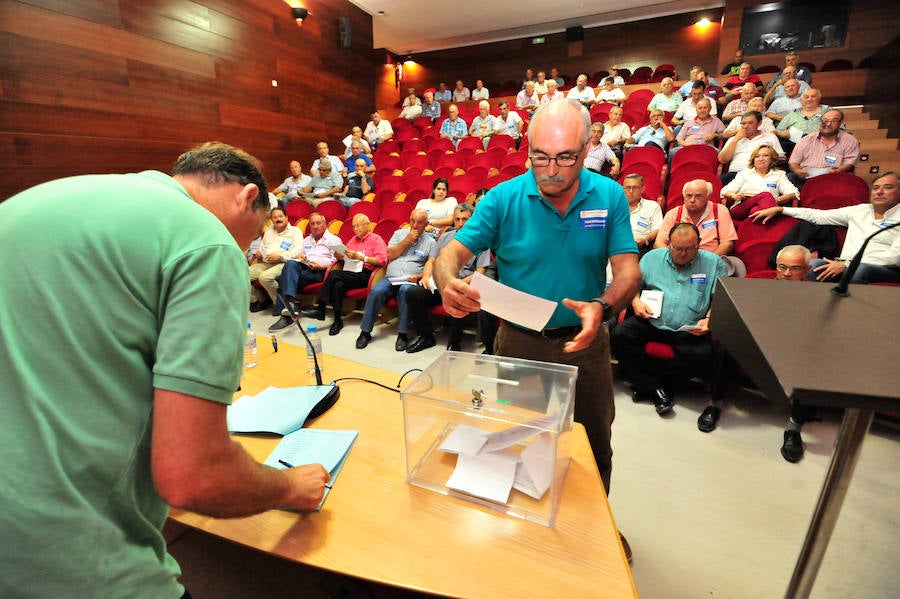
[565,26,584,42]
[339,16,352,48]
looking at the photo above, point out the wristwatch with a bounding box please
[593,298,614,321]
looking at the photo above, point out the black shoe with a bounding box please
[329,319,343,336]
[355,331,372,349]
[697,406,721,433]
[653,388,673,415]
[268,315,294,333]
[406,334,436,353]
[395,333,409,352]
[447,342,462,351]
[781,430,804,463]
[301,307,326,320]
[249,299,270,313]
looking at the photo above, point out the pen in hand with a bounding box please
[278,460,331,488]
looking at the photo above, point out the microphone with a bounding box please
[831,220,900,296]
[277,292,323,384]
[275,292,340,423]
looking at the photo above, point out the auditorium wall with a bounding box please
[0,0,376,201]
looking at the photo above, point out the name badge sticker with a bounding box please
[824,155,837,165]
[691,273,708,285]
[279,240,293,251]
[580,209,608,230]
[636,216,650,229]
[413,250,425,258]
[303,244,313,251]
[766,182,777,189]
[701,219,717,230]
[691,125,700,131]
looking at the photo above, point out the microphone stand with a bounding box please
[831,220,900,297]
[277,291,324,385]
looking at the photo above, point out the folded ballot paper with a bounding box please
[226,386,334,435]
[439,416,559,504]
[265,428,359,511]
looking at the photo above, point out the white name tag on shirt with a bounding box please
[691,273,708,285]
[580,209,608,229]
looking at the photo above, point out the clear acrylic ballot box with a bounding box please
[401,351,578,527]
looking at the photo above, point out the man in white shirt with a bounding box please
[468,100,496,149]
[249,207,303,313]
[494,101,523,144]
[310,142,345,178]
[750,172,899,284]
[364,111,393,150]
[539,79,564,104]
[566,74,596,108]
[596,77,626,105]
[718,111,785,184]
[471,80,489,100]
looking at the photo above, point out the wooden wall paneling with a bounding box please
[2,71,222,123]
[127,59,281,113]
[0,2,216,78]
[0,0,376,201]
[0,133,186,169]
[0,32,130,86]
[14,0,124,28]
[0,101,295,154]
[405,9,723,101]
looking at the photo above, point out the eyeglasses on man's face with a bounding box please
[529,152,580,167]
[776,263,806,273]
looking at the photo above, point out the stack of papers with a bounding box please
[265,429,359,511]
[438,418,559,504]
[226,386,334,435]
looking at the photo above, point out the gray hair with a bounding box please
[776,245,811,264]
[682,179,713,197]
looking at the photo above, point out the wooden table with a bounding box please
[169,343,637,598]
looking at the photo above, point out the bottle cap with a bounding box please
[307,325,317,332]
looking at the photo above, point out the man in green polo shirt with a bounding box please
[0,143,330,598]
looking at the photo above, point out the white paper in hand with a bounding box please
[469,272,556,331]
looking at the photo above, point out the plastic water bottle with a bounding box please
[244,322,258,368]
[306,325,323,377]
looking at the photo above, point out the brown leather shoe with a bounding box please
[619,531,633,564]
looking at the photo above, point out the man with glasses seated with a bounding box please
[696,245,812,435]
[751,172,900,284]
[611,222,728,417]
[584,122,620,178]
[786,109,859,188]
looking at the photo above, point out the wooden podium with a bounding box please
[710,278,899,598]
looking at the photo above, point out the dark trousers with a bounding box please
[277,261,325,309]
[315,269,370,318]
[477,310,498,353]
[403,284,442,337]
[610,316,714,392]
[711,347,817,424]
[496,322,616,494]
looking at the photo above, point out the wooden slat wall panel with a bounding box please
[384,10,723,109]
[0,2,216,77]
[0,32,130,85]
[1,0,377,201]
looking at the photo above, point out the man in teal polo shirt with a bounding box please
[610,223,728,417]
[0,143,330,598]
[435,99,641,497]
